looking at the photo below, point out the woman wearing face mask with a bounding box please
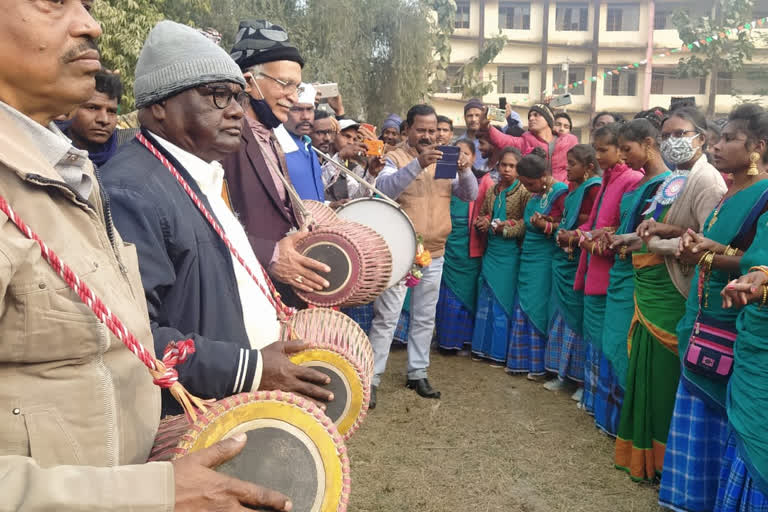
[471,148,531,364]
[658,104,768,512]
[506,153,568,379]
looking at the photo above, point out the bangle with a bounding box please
[762,284,768,308]
[724,245,740,256]
[620,245,628,260]
[749,266,768,280]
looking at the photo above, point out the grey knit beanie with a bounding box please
[134,21,246,109]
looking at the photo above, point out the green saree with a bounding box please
[729,209,768,494]
[616,193,685,482]
[442,196,482,313]
[518,181,569,334]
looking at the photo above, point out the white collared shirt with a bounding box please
[151,132,282,388]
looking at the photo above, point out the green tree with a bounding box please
[93,0,210,110]
[673,0,757,115]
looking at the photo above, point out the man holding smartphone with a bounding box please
[366,104,478,408]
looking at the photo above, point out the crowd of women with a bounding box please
[366,102,768,512]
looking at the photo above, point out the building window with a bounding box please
[499,66,530,94]
[606,3,640,31]
[654,7,683,29]
[555,4,589,31]
[455,0,470,29]
[717,70,768,95]
[499,2,531,30]
[553,67,586,95]
[650,70,706,95]
[603,70,637,96]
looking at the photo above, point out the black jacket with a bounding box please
[101,130,260,417]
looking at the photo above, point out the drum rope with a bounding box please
[0,194,207,420]
[136,133,296,324]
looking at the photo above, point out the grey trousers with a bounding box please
[369,256,444,386]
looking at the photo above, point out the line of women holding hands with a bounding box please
[437,102,768,511]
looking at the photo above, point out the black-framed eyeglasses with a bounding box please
[661,129,699,141]
[257,72,304,95]
[196,85,248,109]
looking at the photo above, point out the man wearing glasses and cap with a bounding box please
[273,82,325,201]
[101,21,333,418]
[223,20,330,303]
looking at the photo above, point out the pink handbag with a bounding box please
[684,314,737,380]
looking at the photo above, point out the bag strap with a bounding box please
[0,194,206,420]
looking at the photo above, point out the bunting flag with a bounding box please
[501,16,768,106]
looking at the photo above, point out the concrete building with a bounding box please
[432,0,768,140]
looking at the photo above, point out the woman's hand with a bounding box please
[475,216,491,233]
[636,219,684,245]
[677,229,726,264]
[722,271,768,309]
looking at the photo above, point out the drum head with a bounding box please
[295,233,361,307]
[335,198,417,288]
[302,242,354,293]
[283,308,374,440]
[290,349,363,437]
[166,392,349,512]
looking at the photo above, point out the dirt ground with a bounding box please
[345,348,664,512]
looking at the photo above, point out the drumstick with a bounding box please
[312,146,401,209]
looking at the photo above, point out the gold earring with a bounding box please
[748,152,761,176]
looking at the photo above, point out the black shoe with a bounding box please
[369,385,377,409]
[405,378,441,399]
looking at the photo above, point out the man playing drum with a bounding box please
[101,21,334,417]
[368,104,478,407]
[0,2,290,510]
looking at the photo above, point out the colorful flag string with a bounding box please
[500,16,768,105]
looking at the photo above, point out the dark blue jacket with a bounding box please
[101,130,260,417]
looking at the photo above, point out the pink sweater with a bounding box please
[574,163,644,296]
[488,127,579,183]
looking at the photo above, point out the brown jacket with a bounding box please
[0,108,172,510]
[479,181,531,240]
[387,145,453,257]
[221,118,300,268]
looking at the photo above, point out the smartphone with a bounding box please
[550,93,572,108]
[435,145,460,179]
[499,97,507,110]
[487,106,506,123]
[315,83,339,99]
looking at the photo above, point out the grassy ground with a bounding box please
[345,348,664,512]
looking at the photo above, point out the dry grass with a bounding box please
[346,348,664,512]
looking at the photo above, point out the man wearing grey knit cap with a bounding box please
[101,21,333,500]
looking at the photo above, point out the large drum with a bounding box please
[295,220,392,307]
[335,198,417,288]
[284,308,374,439]
[150,391,350,512]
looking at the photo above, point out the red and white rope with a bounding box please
[136,133,295,323]
[0,195,191,389]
